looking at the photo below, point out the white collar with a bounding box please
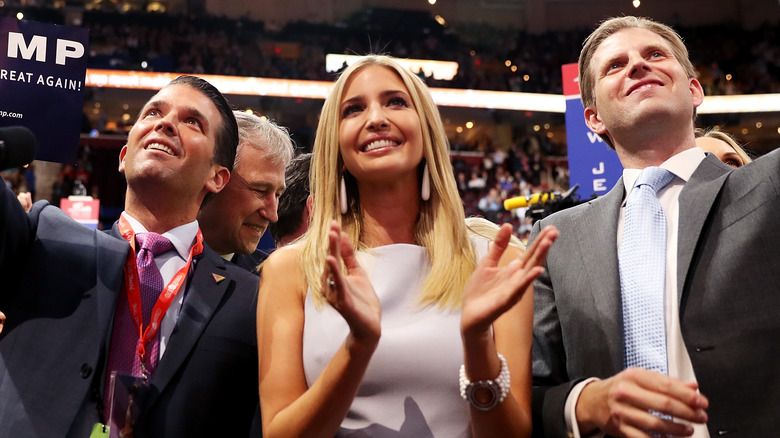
[622,147,706,195]
[120,212,199,259]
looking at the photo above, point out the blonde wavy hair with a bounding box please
[302,55,477,309]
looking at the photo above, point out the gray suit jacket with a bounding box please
[530,150,780,437]
[0,182,260,438]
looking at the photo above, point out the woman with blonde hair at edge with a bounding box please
[256,55,558,438]
[694,127,752,168]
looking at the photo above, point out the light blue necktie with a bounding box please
[619,166,675,374]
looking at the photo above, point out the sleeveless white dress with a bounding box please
[302,238,489,437]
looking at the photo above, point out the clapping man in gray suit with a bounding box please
[530,16,780,438]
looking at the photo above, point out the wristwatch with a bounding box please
[458,353,511,411]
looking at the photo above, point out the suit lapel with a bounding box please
[677,155,730,305]
[231,250,267,275]
[148,247,231,398]
[576,180,625,371]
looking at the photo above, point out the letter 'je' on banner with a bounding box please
[562,63,622,199]
[0,17,89,164]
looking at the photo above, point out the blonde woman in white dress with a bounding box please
[257,55,558,438]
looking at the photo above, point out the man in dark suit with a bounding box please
[0,76,260,437]
[198,111,293,274]
[530,16,780,438]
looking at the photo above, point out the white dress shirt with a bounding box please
[120,212,199,357]
[564,147,710,438]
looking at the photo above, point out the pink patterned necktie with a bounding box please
[106,232,174,382]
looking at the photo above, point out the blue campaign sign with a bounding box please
[0,17,89,164]
[561,63,622,199]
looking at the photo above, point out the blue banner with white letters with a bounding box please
[0,17,89,164]
[562,63,622,199]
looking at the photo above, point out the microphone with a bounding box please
[503,184,581,211]
[504,192,558,210]
[0,126,37,171]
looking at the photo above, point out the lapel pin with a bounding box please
[211,273,226,284]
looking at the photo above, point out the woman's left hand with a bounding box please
[460,224,558,338]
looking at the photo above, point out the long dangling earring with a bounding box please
[421,163,430,201]
[340,174,348,215]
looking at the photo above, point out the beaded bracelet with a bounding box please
[458,353,510,411]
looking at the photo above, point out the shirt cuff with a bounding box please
[564,378,603,438]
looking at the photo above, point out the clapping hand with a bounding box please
[461,224,558,337]
[322,221,382,346]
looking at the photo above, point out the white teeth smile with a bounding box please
[631,83,658,94]
[147,142,174,155]
[246,224,263,232]
[364,139,399,152]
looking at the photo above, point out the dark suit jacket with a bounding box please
[530,150,780,437]
[227,248,269,438]
[0,182,260,438]
[230,249,269,276]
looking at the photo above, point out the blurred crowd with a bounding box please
[81,9,780,96]
[2,7,778,96]
[2,5,776,235]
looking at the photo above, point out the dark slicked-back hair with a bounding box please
[269,152,311,245]
[168,75,238,172]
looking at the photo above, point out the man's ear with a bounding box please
[584,106,607,135]
[690,77,705,109]
[118,145,128,172]
[205,165,230,194]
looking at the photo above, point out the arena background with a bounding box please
[1,0,778,236]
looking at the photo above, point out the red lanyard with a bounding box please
[117,216,203,363]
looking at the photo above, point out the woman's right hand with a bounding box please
[322,221,382,347]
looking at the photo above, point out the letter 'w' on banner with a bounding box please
[561,63,623,199]
[0,17,89,164]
